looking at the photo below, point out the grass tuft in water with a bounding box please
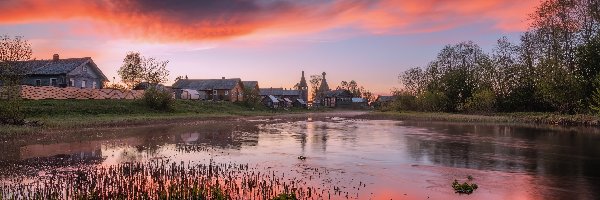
[452,179,478,194]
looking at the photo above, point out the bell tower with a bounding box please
[297,71,308,102]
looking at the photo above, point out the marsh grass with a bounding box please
[368,111,600,126]
[0,160,339,199]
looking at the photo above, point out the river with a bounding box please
[1,114,599,199]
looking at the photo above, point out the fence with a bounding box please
[15,85,145,100]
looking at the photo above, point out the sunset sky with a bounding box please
[0,0,540,95]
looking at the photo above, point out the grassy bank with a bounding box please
[366,111,600,126]
[1,99,315,134]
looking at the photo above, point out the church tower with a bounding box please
[297,71,308,102]
[319,72,329,92]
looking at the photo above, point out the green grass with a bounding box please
[1,99,312,134]
[368,111,600,126]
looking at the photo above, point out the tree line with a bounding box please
[387,0,600,114]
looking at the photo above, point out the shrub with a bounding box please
[464,88,496,114]
[141,87,174,111]
[388,90,417,111]
[417,90,448,112]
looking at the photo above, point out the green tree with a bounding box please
[118,52,169,89]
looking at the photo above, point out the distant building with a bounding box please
[351,97,369,109]
[323,89,353,108]
[295,71,309,103]
[172,77,244,102]
[1,54,108,89]
[259,71,308,108]
[259,88,301,108]
[373,95,396,108]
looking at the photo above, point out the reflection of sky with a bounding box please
[3,119,600,199]
[0,0,540,94]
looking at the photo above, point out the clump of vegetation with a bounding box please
[297,156,306,160]
[0,35,32,126]
[141,87,174,111]
[0,160,338,199]
[452,179,478,194]
[378,0,600,115]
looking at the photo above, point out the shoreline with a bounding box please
[362,111,600,127]
[3,110,600,136]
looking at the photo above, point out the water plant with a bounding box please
[452,179,478,194]
[0,159,354,199]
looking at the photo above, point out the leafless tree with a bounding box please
[0,35,32,125]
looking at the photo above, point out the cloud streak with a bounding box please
[0,0,540,41]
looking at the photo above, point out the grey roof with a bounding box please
[325,89,352,98]
[173,78,242,90]
[352,98,366,103]
[295,99,307,105]
[267,95,279,103]
[242,81,258,89]
[10,57,107,81]
[259,88,301,96]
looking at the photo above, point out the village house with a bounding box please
[373,95,396,108]
[323,89,353,108]
[260,88,303,108]
[2,54,108,89]
[172,77,244,102]
[259,71,309,108]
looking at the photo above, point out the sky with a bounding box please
[0,0,541,95]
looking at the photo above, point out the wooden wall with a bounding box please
[16,85,145,100]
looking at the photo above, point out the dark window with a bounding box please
[50,78,57,86]
[35,79,41,86]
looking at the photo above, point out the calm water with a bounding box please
[1,116,600,199]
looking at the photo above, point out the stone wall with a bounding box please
[17,85,144,100]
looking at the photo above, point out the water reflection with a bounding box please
[0,118,599,199]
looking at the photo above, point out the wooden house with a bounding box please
[323,89,353,108]
[262,95,281,108]
[373,95,396,108]
[3,54,108,89]
[259,88,304,108]
[172,77,244,102]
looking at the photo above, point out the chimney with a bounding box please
[53,54,59,61]
[222,77,225,79]
[302,71,304,77]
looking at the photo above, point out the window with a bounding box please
[70,78,75,87]
[225,90,229,95]
[92,81,97,89]
[82,66,88,72]
[50,78,57,86]
[81,80,86,88]
[35,79,41,86]
[213,90,217,95]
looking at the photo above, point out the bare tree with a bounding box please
[309,74,322,101]
[0,35,32,125]
[142,57,169,84]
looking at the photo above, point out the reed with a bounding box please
[0,159,355,200]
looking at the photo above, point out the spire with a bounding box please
[319,71,329,92]
[298,70,308,88]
